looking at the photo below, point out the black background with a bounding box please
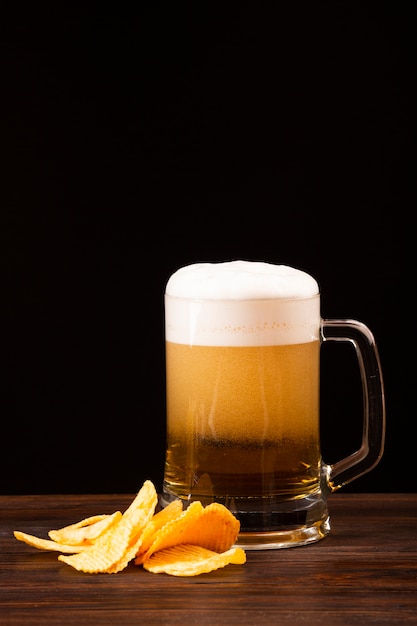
[1,3,412,495]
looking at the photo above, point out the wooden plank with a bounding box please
[1,494,416,625]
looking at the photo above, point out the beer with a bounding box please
[164,341,320,502]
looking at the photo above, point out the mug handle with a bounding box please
[321,319,386,492]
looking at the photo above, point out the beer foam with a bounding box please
[165,261,320,346]
[165,261,319,300]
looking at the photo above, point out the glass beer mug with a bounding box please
[161,261,385,549]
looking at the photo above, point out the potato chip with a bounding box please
[134,499,183,565]
[143,544,246,576]
[104,480,160,573]
[121,480,158,543]
[48,511,122,546]
[58,480,158,573]
[140,500,205,562]
[140,500,240,564]
[174,502,240,553]
[13,480,247,577]
[14,530,87,554]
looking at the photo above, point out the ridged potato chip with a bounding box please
[141,501,205,561]
[14,530,87,554]
[58,480,158,573]
[143,544,246,576]
[175,502,240,553]
[14,480,246,577]
[141,500,240,563]
[134,499,183,565]
[49,512,122,546]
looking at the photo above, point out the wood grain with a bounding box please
[1,493,416,625]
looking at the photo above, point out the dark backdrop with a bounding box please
[1,3,411,495]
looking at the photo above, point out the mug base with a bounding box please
[236,516,330,550]
[160,487,331,550]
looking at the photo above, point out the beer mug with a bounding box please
[161,261,385,549]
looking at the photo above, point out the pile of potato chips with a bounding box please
[14,480,246,576]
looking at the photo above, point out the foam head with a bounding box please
[165,261,320,346]
[165,260,319,300]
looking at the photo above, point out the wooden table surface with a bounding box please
[1,492,416,625]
